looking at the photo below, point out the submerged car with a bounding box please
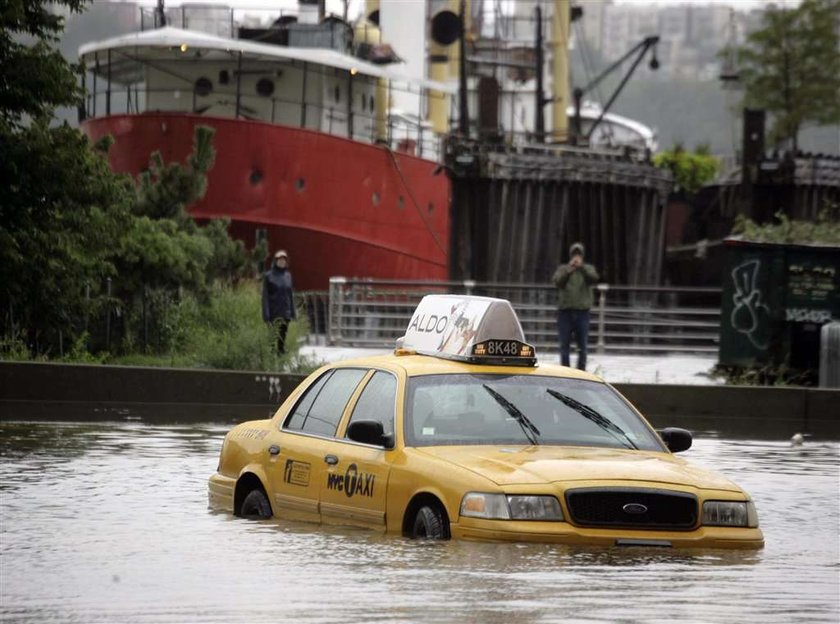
[209,295,763,549]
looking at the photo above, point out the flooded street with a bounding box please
[1,419,838,623]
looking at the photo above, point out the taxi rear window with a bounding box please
[404,374,663,451]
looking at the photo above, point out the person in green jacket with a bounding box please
[552,242,600,370]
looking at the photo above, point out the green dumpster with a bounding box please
[719,238,840,371]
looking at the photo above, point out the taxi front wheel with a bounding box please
[412,505,450,540]
[240,489,272,520]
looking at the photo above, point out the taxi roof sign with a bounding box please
[399,295,537,366]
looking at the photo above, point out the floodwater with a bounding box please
[0,419,838,624]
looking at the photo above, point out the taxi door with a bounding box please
[318,370,397,530]
[264,367,368,523]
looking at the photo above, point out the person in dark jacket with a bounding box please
[262,250,296,354]
[552,242,599,370]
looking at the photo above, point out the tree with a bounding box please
[0,0,88,130]
[653,144,720,195]
[735,0,840,150]
[1,1,252,358]
[0,0,128,353]
[0,120,133,353]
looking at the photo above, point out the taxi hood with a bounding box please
[415,445,741,492]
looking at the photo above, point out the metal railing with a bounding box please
[326,278,721,354]
[82,83,446,160]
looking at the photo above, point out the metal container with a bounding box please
[819,322,840,388]
[719,238,840,371]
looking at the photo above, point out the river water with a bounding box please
[1,419,838,624]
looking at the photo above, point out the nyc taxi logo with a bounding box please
[326,463,375,498]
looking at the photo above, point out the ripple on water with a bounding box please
[0,421,837,624]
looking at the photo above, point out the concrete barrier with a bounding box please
[613,383,839,438]
[0,361,300,423]
[1,362,837,437]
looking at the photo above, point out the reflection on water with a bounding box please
[1,420,838,624]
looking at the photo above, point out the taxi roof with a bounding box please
[328,353,605,382]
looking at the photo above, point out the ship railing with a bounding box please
[325,277,722,355]
[82,84,446,161]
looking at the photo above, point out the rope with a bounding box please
[383,145,449,258]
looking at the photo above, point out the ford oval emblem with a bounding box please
[623,503,649,515]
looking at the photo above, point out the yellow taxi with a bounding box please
[208,295,764,549]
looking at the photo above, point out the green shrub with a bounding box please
[0,333,31,361]
[731,205,840,244]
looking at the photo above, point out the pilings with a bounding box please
[447,143,673,285]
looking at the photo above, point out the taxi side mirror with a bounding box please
[347,420,394,448]
[658,427,692,453]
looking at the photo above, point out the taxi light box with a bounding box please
[400,295,535,362]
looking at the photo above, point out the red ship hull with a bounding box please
[82,113,450,290]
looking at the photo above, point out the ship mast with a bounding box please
[155,0,166,28]
[551,0,570,142]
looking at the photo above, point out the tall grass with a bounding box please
[2,281,323,374]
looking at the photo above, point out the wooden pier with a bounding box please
[446,140,673,285]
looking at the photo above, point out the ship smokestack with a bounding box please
[428,0,461,134]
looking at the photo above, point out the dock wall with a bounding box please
[1,362,837,437]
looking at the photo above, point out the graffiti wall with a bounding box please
[719,240,840,369]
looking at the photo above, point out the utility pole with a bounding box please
[458,0,469,137]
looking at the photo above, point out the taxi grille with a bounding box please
[565,488,698,530]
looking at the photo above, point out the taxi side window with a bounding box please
[346,371,396,437]
[285,368,366,437]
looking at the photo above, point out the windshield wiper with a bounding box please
[545,389,638,450]
[482,384,540,446]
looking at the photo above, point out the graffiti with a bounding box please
[255,375,283,401]
[730,260,771,349]
[785,308,833,323]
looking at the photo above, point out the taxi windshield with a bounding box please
[404,374,664,451]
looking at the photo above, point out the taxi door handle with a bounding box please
[268,445,281,456]
[324,454,339,465]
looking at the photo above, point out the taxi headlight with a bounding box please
[703,500,759,528]
[460,493,563,521]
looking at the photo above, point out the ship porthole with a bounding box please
[250,168,263,185]
[428,202,434,214]
[372,192,380,206]
[398,196,405,210]
[194,77,213,97]
[295,178,305,192]
[256,78,275,97]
